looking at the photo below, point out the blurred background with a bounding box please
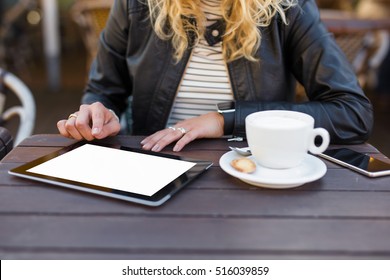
[0,0,389,154]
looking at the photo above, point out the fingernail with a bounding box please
[173,145,179,152]
[92,127,100,135]
[151,144,160,152]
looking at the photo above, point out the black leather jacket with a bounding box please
[83,0,373,144]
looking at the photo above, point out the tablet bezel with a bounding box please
[8,141,213,206]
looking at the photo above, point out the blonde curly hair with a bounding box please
[146,0,298,62]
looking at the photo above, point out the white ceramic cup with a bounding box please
[245,110,330,169]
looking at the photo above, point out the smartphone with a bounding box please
[319,148,390,177]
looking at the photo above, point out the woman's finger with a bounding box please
[173,129,197,152]
[57,120,71,138]
[141,127,183,151]
[64,114,84,140]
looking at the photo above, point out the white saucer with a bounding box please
[219,150,327,189]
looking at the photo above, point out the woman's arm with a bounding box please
[82,0,132,118]
[57,0,131,140]
[230,0,373,144]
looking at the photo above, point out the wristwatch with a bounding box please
[216,101,235,114]
[216,101,235,135]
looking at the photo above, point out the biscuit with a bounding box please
[231,158,256,173]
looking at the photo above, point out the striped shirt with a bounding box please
[166,0,234,127]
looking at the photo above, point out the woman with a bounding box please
[58,0,373,152]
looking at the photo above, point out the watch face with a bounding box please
[217,101,235,113]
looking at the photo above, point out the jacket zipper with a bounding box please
[225,56,244,141]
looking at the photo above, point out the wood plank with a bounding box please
[4,143,388,170]
[2,250,387,260]
[18,135,239,152]
[1,183,390,217]
[17,135,383,154]
[17,134,78,147]
[1,146,223,165]
[7,136,388,168]
[0,145,360,172]
[1,216,390,257]
[2,162,390,190]
[1,147,61,163]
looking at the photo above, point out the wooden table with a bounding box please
[1,134,390,259]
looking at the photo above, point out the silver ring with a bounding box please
[168,126,176,131]
[68,113,78,120]
[176,127,187,134]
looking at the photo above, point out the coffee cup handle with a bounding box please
[309,128,330,154]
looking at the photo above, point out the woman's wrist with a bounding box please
[217,102,235,135]
[217,111,234,135]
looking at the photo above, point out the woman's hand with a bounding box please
[141,112,224,152]
[57,102,121,141]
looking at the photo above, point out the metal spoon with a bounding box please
[229,146,252,156]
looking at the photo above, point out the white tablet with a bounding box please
[9,142,212,206]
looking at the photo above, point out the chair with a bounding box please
[70,0,114,71]
[296,10,390,101]
[320,10,390,91]
[0,0,40,74]
[0,68,35,146]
